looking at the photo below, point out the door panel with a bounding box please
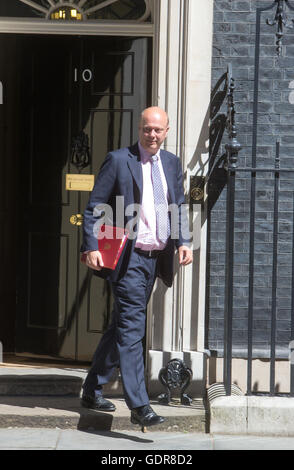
[0,34,151,361]
[0,35,22,352]
[16,35,79,357]
[77,37,150,361]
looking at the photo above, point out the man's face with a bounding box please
[138,110,169,154]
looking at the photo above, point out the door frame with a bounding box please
[0,18,153,37]
[0,16,158,109]
[0,17,156,360]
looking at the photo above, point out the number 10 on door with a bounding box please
[74,68,93,83]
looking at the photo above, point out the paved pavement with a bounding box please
[1,427,294,450]
[1,363,294,452]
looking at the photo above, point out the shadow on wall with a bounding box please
[189,69,231,352]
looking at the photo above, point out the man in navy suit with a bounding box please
[81,107,193,428]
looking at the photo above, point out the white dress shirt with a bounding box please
[135,142,169,251]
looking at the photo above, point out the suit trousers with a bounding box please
[82,249,158,409]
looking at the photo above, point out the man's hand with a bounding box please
[85,250,104,271]
[178,245,193,266]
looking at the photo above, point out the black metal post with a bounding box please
[247,169,256,396]
[247,9,259,386]
[246,5,262,397]
[223,167,235,395]
[223,66,242,395]
[291,191,294,396]
[269,142,280,395]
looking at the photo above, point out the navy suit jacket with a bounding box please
[81,143,190,287]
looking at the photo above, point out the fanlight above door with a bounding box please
[17,0,152,22]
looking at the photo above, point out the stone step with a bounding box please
[0,396,207,432]
[0,366,208,432]
[0,374,83,397]
[0,366,123,397]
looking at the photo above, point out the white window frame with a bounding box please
[0,0,154,35]
[0,17,154,36]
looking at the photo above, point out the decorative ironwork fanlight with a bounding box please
[16,0,152,22]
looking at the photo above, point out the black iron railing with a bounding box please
[224,144,294,396]
[220,0,294,397]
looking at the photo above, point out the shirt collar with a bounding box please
[138,141,160,163]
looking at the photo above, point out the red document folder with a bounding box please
[81,225,129,270]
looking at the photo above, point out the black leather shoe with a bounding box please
[131,404,165,427]
[81,394,116,412]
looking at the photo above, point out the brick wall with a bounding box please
[208,0,294,357]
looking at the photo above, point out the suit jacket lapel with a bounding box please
[160,150,176,203]
[127,143,143,200]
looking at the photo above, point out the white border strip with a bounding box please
[0,18,154,36]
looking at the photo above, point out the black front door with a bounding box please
[0,34,151,361]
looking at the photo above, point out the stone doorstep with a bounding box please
[0,367,123,397]
[0,375,83,396]
[0,366,207,432]
[0,396,207,432]
[0,375,123,398]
